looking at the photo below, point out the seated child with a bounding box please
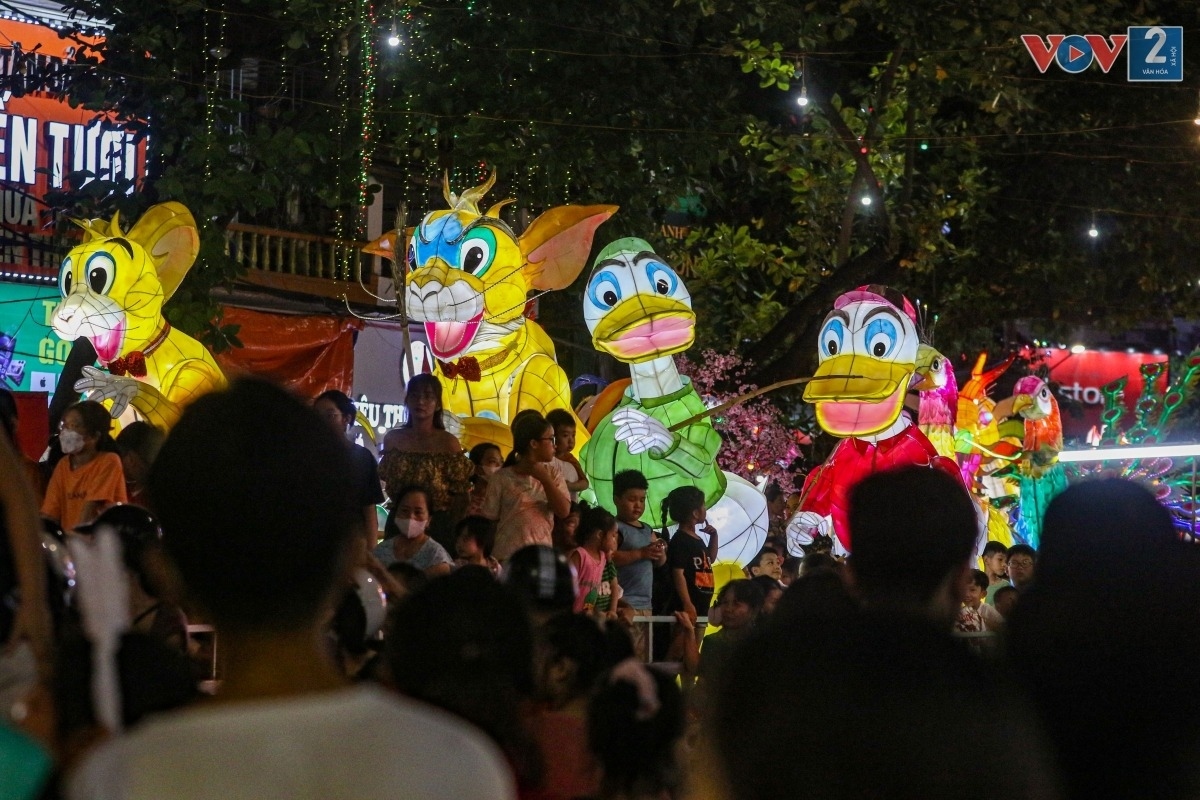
[454,515,502,577]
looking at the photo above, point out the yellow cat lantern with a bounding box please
[53,202,226,429]
[394,172,615,451]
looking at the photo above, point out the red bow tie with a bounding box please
[108,352,148,378]
[442,356,482,382]
[104,322,170,379]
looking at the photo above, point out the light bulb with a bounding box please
[1088,226,1098,238]
[387,22,400,47]
[861,195,872,206]
[797,84,809,107]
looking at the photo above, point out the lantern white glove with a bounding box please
[75,366,139,419]
[612,407,674,456]
[785,510,831,556]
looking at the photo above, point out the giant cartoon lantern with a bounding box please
[913,343,958,460]
[1008,375,1067,548]
[53,202,226,429]
[403,173,615,452]
[787,285,960,555]
[580,238,768,564]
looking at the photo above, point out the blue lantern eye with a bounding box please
[819,318,845,357]
[645,261,678,296]
[865,317,898,358]
[588,271,622,309]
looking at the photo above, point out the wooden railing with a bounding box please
[223,222,375,284]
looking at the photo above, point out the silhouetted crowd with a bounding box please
[3,378,1200,800]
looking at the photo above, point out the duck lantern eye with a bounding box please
[819,318,845,357]
[645,261,678,297]
[865,316,898,359]
[588,271,623,310]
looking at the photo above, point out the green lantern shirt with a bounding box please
[583,377,726,529]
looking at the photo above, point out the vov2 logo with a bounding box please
[1021,26,1182,82]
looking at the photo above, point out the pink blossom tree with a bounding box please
[676,349,799,487]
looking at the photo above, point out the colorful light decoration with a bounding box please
[1063,352,1200,540]
[379,172,614,453]
[1059,443,1200,462]
[786,285,960,555]
[52,203,227,429]
[579,238,768,564]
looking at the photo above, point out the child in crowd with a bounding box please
[467,442,504,516]
[697,579,764,690]
[373,485,453,578]
[1006,543,1037,592]
[553,502,583,553]
[981,540,1009,604]
[751,574,784,615]
[662,486,718,630]
[745,549,783,583]
[482,412,571,561]
[956,569,1003,634]
[546,409,589,502]
[588,660,684,800]
[780,555,802,587]
[570,505,621,619]
[609,470,665,659]
[453,515,502,576]
[993,584,1020,619]
[41,400,126,532]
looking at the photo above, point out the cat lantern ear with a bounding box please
[124,202,200,301]
[519,205,618,292]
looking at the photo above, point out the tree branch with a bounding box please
[744,244,896,385]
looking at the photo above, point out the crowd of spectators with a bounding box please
[2,377,1199,800]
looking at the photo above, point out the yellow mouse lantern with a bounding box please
[53,202,226,429]
[389,172,615,452]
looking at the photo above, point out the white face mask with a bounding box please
[395,517,427,540]
[60,430,85,454]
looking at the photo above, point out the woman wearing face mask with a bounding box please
[41,400,127,531]
[372,485,452,578]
